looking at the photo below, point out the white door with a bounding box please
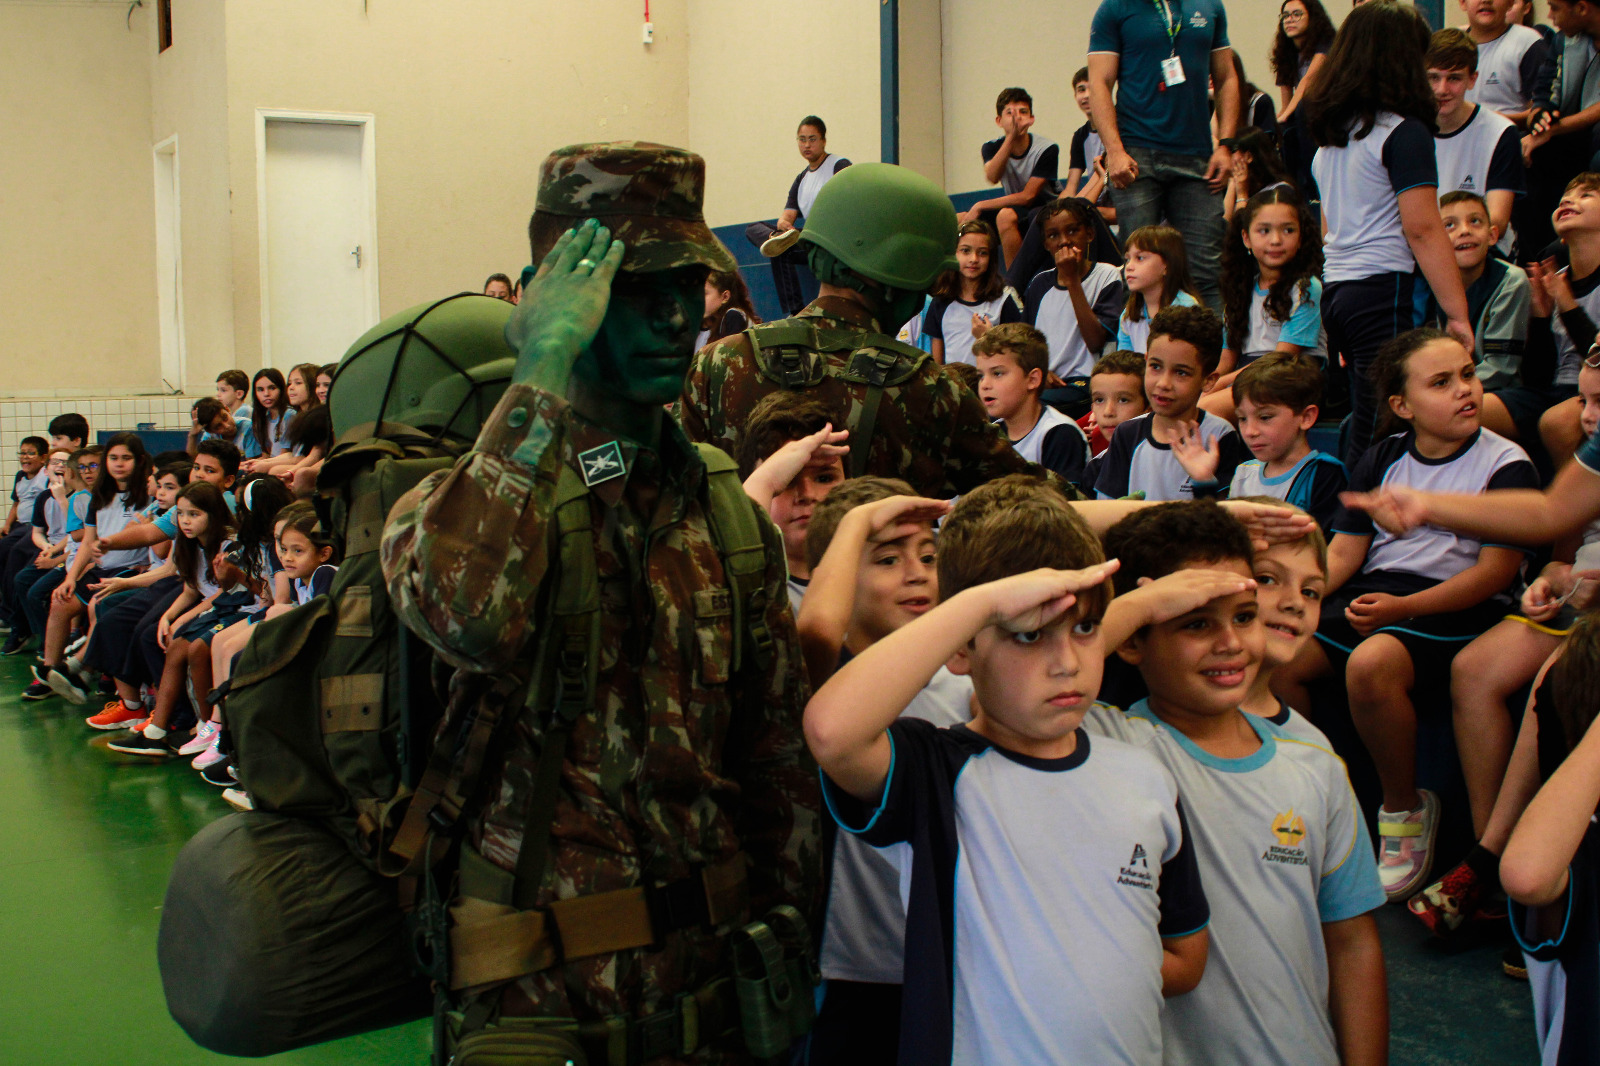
[260,118,376,367]
[153,137,185,389]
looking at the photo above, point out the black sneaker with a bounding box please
[96,674,115,697]
[1,632,30,656]
[19,680,53,701]
[107,730,180,757]
[46,668,87,706]
[199,758,236,787]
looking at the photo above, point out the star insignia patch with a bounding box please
[577,440,627,487]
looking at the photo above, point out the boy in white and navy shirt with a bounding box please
[974,323,1091,485]
[807,481,1209,1066]
[1463,0,1550,120]
[1095,503,1387,1066]
[1428,29,1526,250]
[1098,306,1250,500]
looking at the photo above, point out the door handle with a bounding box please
[352,245,362,268]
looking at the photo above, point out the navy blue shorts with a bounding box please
[1316,570,1511,684]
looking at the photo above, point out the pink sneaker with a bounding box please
[192,736,226,771]
[178,720,219,757]
[1378,789,1441,902]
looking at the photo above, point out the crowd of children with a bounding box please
[0,369,341,814]
[726,2,1600,1059]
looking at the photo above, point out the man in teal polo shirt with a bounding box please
[1087,0,1238,310]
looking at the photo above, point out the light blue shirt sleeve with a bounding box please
[63,492,91,534]
[1576,424,1600,476]
[153,509,178,539]
[1279,277,1324,349]
[1116,313,1134,351]
[1317,787,1387,923]
[236,422,262,460]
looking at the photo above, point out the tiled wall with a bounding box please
[0,395,197,483]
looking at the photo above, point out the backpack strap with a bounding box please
[746,321,824,388]
[694,444,774,674]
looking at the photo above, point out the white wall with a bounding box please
[687,0,882,227]
[0,2,159,394]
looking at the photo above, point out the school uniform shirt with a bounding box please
[1435,105,1525,203]
[923,291,1024,366]
[1117,290,1201,354]
[1005,404,1091,485]
[785,155,851,222]
[32,492,68,547]
[257,408,295,456]
[1332,428,1539,587]
[1229,275,1327,364]
[1023,263,1125,380]
[1426,257,1530,390]
[294,563,338,605]
[151,490,237,540]
[1095,410,1251,501]
[1466,24,1551,113]
[91,491,147,571]
[1263,700,1332,748]
[694,308,750,353]
[1083,704,1386,1066]
[979,134,1061,203]
[235,541,284,614]
[820,668,972,985]
[822,715,1209,1065]
[1068,122,1114,207]
[1550,265,1600,386]
[1229,450,1347,532]
[140,503,170,567]
[11,468,47,526]
[1312,112,1437,284]
[1088,0,1232,160]
[61,490,92,564]
[785,574,807,619]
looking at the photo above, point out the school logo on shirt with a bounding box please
[1263,808,1309,866]
[1188,11,1207,27]
[1485,72,1502,86]
[1460,175,1476,190]
[1118,843,1155,890]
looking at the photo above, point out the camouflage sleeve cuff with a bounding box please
[475,383,568,473]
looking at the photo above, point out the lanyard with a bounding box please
[1155,0,1180,55]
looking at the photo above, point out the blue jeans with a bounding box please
[1109,147,1225,310]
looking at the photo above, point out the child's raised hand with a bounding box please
[983,562,1121,634]
[1338,486,1427,535]
[971,312,992,340]
[1128,569,1257,627]
[857,495,952,545]
[742,423,850,506]
[1218,499,1317,552]
[1539,257,1576,312]
[1053,241,1085,278]
[1345,592,1406,637]
[1171,423,1220,484]
[1527,260,1555,318]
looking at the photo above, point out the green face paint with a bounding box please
[574,264,710,408]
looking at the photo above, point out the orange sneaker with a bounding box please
[85,700,145,731]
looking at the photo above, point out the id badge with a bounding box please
[1160,55,1185,87]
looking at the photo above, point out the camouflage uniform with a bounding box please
[677,297,1078,500]
[380,143,820,1064]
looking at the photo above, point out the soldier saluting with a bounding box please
[382,142,819,1064]
[678,162,1070,499]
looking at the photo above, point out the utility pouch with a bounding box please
[447,1015,588,1066]
[731,906,819,1058]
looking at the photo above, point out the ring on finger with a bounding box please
[576,258,597,271]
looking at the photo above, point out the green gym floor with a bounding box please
[0,652,1542,1065]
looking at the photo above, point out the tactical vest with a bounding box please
[744,319,930,478]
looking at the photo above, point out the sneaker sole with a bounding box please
[106,740,178,757]
[19,690,53,702]
[46,671,87,706]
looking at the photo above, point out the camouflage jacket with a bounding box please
[381,384,821,1043]
[677,296,1073,499]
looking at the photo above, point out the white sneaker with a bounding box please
[222,787,254,812]
[178,720,219,757]
[64,635,87,659]
[760,227,802,257]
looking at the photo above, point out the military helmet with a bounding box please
[328,293,516,445]
[797,163,958,291]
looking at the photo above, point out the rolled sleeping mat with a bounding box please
[159,811,429,1056]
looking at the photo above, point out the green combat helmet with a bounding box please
[330,293,517,447]
[797,162,958,292]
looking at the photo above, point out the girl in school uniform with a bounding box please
[924,221,1024,366]
[1302,0,1475,467]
